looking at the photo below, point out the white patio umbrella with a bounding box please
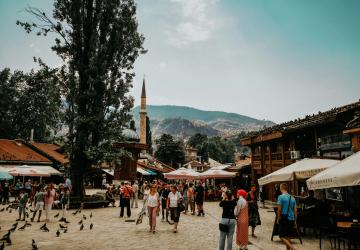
[200,169,236,179]
[258,158,339,186]
[163,167,201,180]
[5,165,51,177]
[307,152,360,190]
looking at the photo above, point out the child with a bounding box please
[31,186,44,222]
[59,186,70,222]
[17,188,28,221]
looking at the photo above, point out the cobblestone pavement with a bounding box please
[0,190,331,250]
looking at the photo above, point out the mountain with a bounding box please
[132,105,274,139]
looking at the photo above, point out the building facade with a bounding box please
[241,101,360,200]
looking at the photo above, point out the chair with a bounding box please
[318,216,347,250]
[347,224,360,250]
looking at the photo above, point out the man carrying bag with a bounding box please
[277,183,297,250]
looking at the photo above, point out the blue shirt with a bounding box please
[277,193,296,221]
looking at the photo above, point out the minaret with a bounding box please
[140,77,147,145]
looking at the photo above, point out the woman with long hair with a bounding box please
[147,184,160,233]
[219,191,237,250]
[44,183,56,222]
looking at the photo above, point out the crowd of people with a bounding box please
[0,176,73,224]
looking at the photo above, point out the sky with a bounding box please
[0,0,359,123]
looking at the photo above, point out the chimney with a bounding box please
[30,129,34,142]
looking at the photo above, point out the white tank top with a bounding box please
[147,193,159,207]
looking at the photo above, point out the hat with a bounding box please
[237,189,247,198]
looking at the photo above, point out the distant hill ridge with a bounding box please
[132,105,275,139]
[133,105,272,124]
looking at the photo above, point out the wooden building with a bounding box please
[241,101,360,200]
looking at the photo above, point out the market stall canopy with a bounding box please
[258,158,340,186]
[1,165,51,177]
[0,170,13,180]
[307,152,360,190]
[200,169,236,179]
[163,167,201,180]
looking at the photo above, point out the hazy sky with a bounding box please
[1,0,359,123]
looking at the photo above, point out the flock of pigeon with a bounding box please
[0,203,95,249]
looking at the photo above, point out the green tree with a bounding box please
[146,116,153,154]
[0,64,62,142]
[188,133,209,162]
[18,0,145,197]
[155,134,185,167]
[207,137,235,163]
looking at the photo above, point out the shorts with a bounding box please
[35,201,44,211]
[278,219,295,238]
[170,207,180,222]
[161,199,167,209]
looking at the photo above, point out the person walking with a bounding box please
[246,184,261,237]
[277,183,297,250]
[147,184,160,233]
[31,186,45,222]
[187,183,195,215]
[17,188,28,221]
[120,181,133,218]
[160,184,170,221]
[131,181,139,208]
[235,189,249,250]
[59,186,70,222]
[44,184,56,222]
[167,185,182,233]
[219,191,237,250]
[195,181,205,216]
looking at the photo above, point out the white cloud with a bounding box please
[29,43,34,48]
[167,0,221,47]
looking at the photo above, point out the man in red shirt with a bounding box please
[120,181,133,218]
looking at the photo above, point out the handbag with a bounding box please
[176,192,185,212]
[219,218,230,232]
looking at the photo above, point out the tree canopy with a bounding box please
[155,134,185,168]
[17,0,145,197]
[188,133,235,164]
[0,63,63,142]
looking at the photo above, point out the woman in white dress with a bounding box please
[147,184,160,233]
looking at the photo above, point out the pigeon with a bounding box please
[42,225,50,232]
[56,229,60,237]
[0,234,11,245]
[80,224,84,231]
[40,223,47,230]
[12,222,18,228]
[54,213,60,218]
[8,209,12,213]
[32,239,38,250]
[25,221,32,227]
[90,212,93,218]
[64,219,70,224]
[83,214,86,220]
[78,219,83,225]
[90,223,93,230]
[59,224,67,229]
[5,205,10,211]
[0,241,4,250]
[0,208,4,212]
[72,211,78,215]
[18,224,26,231]
[63,229,68,233]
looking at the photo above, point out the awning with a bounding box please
[258,158,339,186]
[307,152,360,190]
[0,165,51,177]
[200,168,236,179]
[0,165,62,176]
[101,167,150,176]
[144,169,157,175]
[163,167,201,180]
[0,170,13,180]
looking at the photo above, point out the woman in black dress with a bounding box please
[246,185,261,237]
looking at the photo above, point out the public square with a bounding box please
[0,190,330,250]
